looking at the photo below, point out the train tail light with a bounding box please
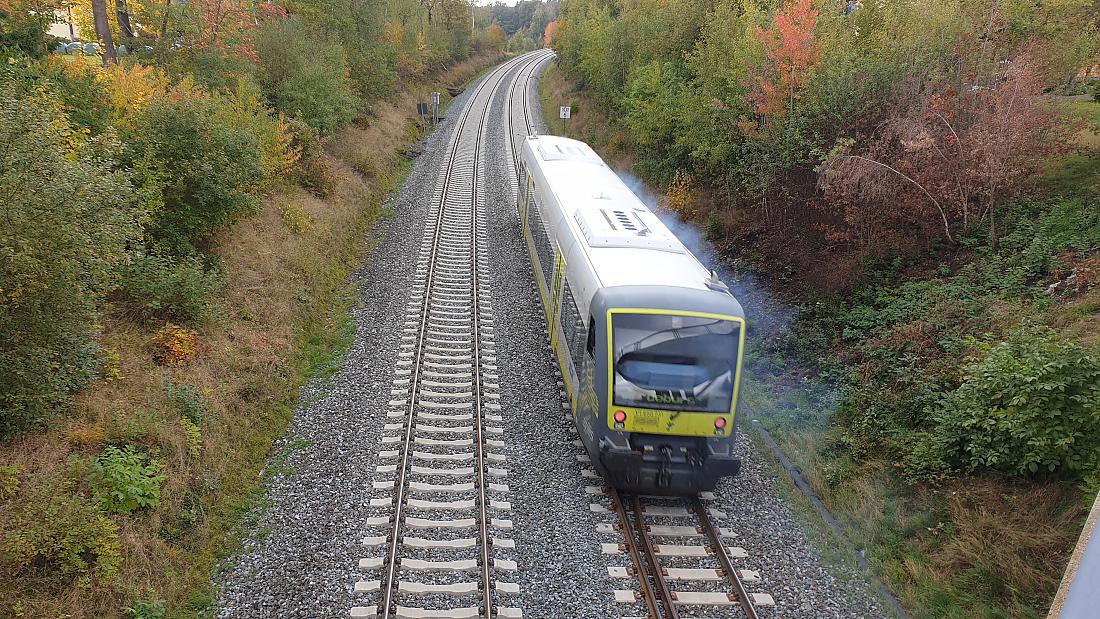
[714,417,727,430]
[613,410,626,428]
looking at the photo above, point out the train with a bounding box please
[517,134,747,495]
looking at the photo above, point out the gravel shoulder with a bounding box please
[214,76,475,619]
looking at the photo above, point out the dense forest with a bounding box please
[476,0,560,51]
[0,0,553,616]
[549,0,1099,616]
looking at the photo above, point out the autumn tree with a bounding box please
[544,19,557,47]
[744,0,820,123]
[90,0,117,64]
[485,23,505,50]
[819,48,1074,251]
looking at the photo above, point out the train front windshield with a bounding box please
[611,313,741,414]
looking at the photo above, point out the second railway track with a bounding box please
[350,50,552,619]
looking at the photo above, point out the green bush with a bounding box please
[119,252,224,323]
[0,7,55,57]
[255,17,360,133]
[346,42,397,102]
[165,380,209,424]
[933,325,1100,477]
[1,476,122,588]
[124,596,166,619]
[89,445,165,515]
[0,88,139,437]
[126,95,266,255]
[287,117,335,197]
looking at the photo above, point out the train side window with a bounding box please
[585,318,595,356]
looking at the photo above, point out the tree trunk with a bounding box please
[159,0,171,37]
[989,206,999,253]
[116,0,135,42]
[90,0,117,65]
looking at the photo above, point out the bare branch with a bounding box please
[830,154,954,243]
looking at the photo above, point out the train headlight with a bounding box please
[613,410,626,428]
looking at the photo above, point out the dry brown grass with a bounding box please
[0,51,505,619]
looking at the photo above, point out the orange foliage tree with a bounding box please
[187,0,286,61]
[485,23,505,50]
[745,0,821,122]
[543,20,558,47]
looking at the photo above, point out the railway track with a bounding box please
[350,50,552,619]
[504,49,554,199]
[592,487,774,619]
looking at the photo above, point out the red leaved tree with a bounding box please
[544,20,559,48]
[187,0,286,61]
[746,0,821,121]
[818,46,1075,251]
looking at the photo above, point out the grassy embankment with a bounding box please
[0,51,504,619]
[540,60,1100,618]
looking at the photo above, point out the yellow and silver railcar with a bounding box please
[518,135,746,494]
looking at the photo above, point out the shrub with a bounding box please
[119,252,224,323]
[1,475,122,588]
[279,200,314,233]
[124,597,167,619]
[346,42,397,102]
[0,87,138,437]
[0,0,56,57]
[288,117,335,197]
[152,324,198,367]
[165,380,209,424]
[933,324,1100,477]
[88,445,165,515]
[217,78,300,187]
[126,94,266,255]
[255,17,360,133]
[181,418,202,460]
[20,55,113,136]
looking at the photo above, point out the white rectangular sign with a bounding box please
[559,106,571,119]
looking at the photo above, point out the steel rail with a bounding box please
[632,496,682,619]
[377,52,535,619]
[609,489,662,619]
[504,49,554,192]
[692,497,759,619]
[469,53,494,619]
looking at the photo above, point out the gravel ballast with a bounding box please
[215,54,890,619]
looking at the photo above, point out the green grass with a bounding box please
[1045,100,1100,192]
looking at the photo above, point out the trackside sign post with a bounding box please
[560,105,571,136]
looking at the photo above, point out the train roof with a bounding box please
[525,135,721,295]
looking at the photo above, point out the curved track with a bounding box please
[504,50,554,201]
[350,50,553,619]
